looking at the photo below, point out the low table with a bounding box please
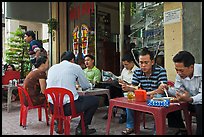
[105,97,191,135]
[2,84,23,113]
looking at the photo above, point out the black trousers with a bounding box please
[188,104,202,135]
[96,81,124,106]
[96,81,126,114]
[50,95,99,127]
[167,104,202,135]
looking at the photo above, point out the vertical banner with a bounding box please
[72,26,79,57]
[81,24,89,57]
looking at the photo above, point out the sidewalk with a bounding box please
[2,99,197,135]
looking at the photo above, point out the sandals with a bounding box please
[121,128,134,135]
[11,94,17,102]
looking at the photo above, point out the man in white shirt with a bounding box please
[100,53,137,123]
[162,51,202,135]
[46,51,99,135]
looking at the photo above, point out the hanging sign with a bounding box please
[70,2,94,21]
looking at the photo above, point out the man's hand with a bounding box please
[35,50,41,59]
[175,89,193,103]
[158,83,168,93]
[121,83,129,91]
[121,84,138,92]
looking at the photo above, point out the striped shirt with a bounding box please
[132,64,168,94]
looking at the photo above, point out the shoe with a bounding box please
[174,129,188,135]
[54,121,64,134]
[11,94,16,102]
[75,126,96,135]
[86,127,96,135]
[119,114,126,124]
[102,113,108,120]
[121,128,134,135]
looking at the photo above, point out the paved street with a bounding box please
[2,99,196,135]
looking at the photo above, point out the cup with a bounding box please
[134,89,147,102]
[127,91,135,101]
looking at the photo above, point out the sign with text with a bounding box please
[164,8,181,25]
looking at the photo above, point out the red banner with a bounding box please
[69,2,94,21]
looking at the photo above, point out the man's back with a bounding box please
[47,60,90,104]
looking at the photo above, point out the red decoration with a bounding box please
[69,2,94,21]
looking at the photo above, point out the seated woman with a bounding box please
[2,64,19,101]
[23,55,49,106]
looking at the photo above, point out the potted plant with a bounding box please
[5,28,30,78]
[47,18,58,33]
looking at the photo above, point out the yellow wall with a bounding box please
[51,2,67,65]
[164,2,183,81]
[51,2,58,65]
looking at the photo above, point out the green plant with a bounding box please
[5,28,30,78]
[47,18,58,33]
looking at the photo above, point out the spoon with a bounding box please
[161,81,168,97]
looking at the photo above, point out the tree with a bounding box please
[5,28,30,78]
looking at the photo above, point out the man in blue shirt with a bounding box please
[121,47,168,135]
[24,30,46,68]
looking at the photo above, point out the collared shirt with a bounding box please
[132,64,168,95]
[84,66,101,84]
[169,64,202,104]
[46,60,90,104]
[119,65,137,84]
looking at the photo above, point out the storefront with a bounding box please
[66,2,165,75]
[50,2,201,81]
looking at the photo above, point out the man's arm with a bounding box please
[77,66,91,90]
[147,68,168,96]
[93,69,101,83]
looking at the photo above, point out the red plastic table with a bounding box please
[105,97,191,135]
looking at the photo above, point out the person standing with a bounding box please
[24,30,47,69]
[46,51,99,135]
[162,51,202,135]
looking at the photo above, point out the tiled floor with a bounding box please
[2,99,197,135]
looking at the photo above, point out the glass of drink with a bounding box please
[127,91,135,101]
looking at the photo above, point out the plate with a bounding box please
[152,97,175,101]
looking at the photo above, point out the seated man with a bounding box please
[121,48,168,135]
[83,54,101,84]
[99,53,137,124]
[161,51,202,135]
[47,51,99,135]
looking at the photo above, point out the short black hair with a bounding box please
[122,53,134,62]
[61,51,75,62]
[139,47,154,60]
[24,30,36,40]
[173,51,195,67]
[34,55,47,68]
[84,54,95,60]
